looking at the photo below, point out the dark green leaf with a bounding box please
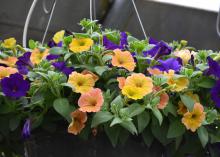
[91,111,113,128]
[137,111,150,133]
[94,66,108,75]
[142,128,154,147]
[197,77,215,88]
[152,108,163,125]
[180,95,195,111]
[197,126,209,147]
[110,117,123,127]
[120,120,137,135]
[49,47,65,55]
[9,116,20,131]
[104,124,120,147]
[167,119,185,138]
[123,103,145,117]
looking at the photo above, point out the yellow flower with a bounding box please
[182,103,206,132]
[111,49,136,71]
[0,57,17,67]
[53,30,65,44]
[174,49,191,65]
[122,86,146,100]
[164,70,189,92]
[69,38,93,53]
[125,73,153,95]
[0,66,18,80]
[68,72,95,94]
[30,48,49,65]
[121,73,153,100]
[2,38,16,49]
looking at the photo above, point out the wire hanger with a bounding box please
[217,5,220,38]
[23,0,57,47]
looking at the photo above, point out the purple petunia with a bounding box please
[206,57,220,78]
[153,58,182,72]
[103,32,128,50]
[143,38,172,58]
[46,54,60,61]
[16,52,33,75]
[211,80,220,108]
[22,119,31,139]
[1,73,30,99]
[48,40,63,48]
[52,61,74,76]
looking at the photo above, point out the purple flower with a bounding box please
[1,73,30,99]
[211,80,220,108]
[153,58,182,72]
[48,40,63,48]
[46,54,60,61]
[16,52,33,75]
[103,32,128,50]
[143,38,172,58]
[52,61,73,76]
[22,119,31,139]
[206,57,220,78]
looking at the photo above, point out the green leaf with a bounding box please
[110,117,123,127]
[167,119,185,138]
[180,95,195,111]
[94,66,108,76]
[163,102,177,117]
[49,47,65,55]
[110,95,124,114]
[205,109,218,124]
[120,120,137,135]
[152,108,163,125]
[197,77,215,88]
[53,98,74,122]
[123,103,145,117]
[28,39,36,49]
[104,124,121,147]
[64,35,73,45]
[9,116,21,131]
[142,128,154,147]
[91,111,113,128]
[137,111,150,133]
[197,126,209,147]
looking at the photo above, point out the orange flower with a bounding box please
[78,88,104,112]
[30,48,49,65]
[147,68,163,75]
[182,103,206,132]
[0,57,17,67]
[177,101,188,115]
[0,66,18,79]
[153,86,169,109]
[111,49,136,71]
[117,77,126,89]
[68,72,95,94]
[68,109,87,135]
[81,70,99,82]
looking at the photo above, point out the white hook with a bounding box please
[217,5,220,38]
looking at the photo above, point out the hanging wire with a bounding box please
[90,0,93,21]
[93,0,96,20]
[41,0,57,44]
[217,5,220,38]
[131,0,148,39]
[23,0,39,47]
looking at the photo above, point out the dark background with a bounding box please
[0,0,219,50]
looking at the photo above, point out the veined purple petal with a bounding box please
[153,58,182,72]
[46,54,60,61]
[52,61,74,76]
[211,80,220,108]
[16,52,33,75]
[22,119,31,139]
[206,57,220,78]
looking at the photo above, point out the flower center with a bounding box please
[78,41,85,46]
[77,81,84,86]
[191,114,197,119]
[89,99,97,106]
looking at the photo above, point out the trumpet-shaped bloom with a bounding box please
[30,48,49,65]
[68,72,95,94]
[1,73,30,99]
[177,101,188,115]
[117,77,126,89]
[16,52,33,75]
[111,49,136,71]
[68,109,87,135]
[78,88,104,112]
[53,30,65,44]
[206,57,220,78]
[81,70,99,82]
[103,32,128,50]
[0,57,17,67]
[69,38,93,53]
[147,68,163,75]
[46,54,60,60]
[125,73,153,95]
[2,38,16,49]
[174,49,191,65]
[164,70,189,92]
[143,38,172,58]
[122,86,146,100]
[211,80,220,108]
[153,58,182,72]
[0,66,18,79]
[182,103,205,132]
[153,86,169,109]
[52,61,74,76]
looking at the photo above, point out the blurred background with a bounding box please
[0,0,220,50]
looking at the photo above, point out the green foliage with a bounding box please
[180,95,195,111]
[91,111,113,128]
[167,119,185,138]
[197,126,209,147]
